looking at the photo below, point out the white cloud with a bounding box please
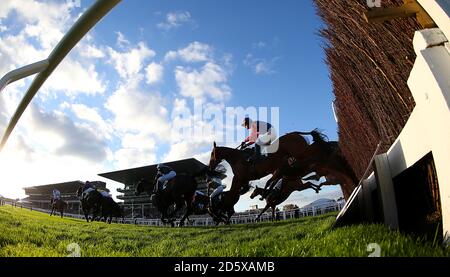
[243,53,278,75]
[0,19,7,32]
[80,44,105,59]
[0,32,48,75]
[162,141,211,163]
[0,0,106,97]
[70,104,112,140]
[25,105,108,163]
[175,62,231,102]
[45,58,106,96]
[105,76,170,138]
[1,0,77,51]
[164,41,213,63]
[108,40,156,79]
[254,62,273,75]
[145,62,164,84]
[113,133,158,169]
[157,11,193,31]
[116,31,130,48]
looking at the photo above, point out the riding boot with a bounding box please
[247,144,261,163]
[153,181,160,194]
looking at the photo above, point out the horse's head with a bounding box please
[249,186,262,199]
[135,178,154,196]
[208,142,221,171]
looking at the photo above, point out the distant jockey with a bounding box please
[98,190,112,198]
[240,115,277,163]
[208,165,227,207]
[52,188,61,204]
[80,181,96,200]
[155,163,177,194]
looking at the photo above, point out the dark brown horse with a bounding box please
[250,177,321,221]
[294,135,358,200]
[100,197,124,224]
[50,199,68,218]
[76,186,103,222]
[135,173,198,227]
[262,132,358,200]
[208,131,322,213]
[189,192,229,225]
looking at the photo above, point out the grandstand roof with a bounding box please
[98,158,209,185]
[23,180,107,194]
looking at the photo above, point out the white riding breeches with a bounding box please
[274,179,283,190]
[256,128,278,155]
[210,185,225,199]
[100,191,112,198]
[81,187,95,200]
[158,171,176,182]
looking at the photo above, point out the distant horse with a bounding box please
[50,199,68,218]
[250,177,321,221]
[100,197,124,224]
[76,186,103,222]
[135,173,199,227]
[207,190,237,225]
[187,192,225,226]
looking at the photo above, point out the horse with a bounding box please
[259,132,358,200]
[208,131,321,214]
[100,197,124,224]
[50,199,68,218]
[290,135,358,200]
[186,192,225,226]
[250,178,321,221]
[135,173,199,227]
[76,186,103,222]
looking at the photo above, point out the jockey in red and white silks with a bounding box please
[240,116,278,161]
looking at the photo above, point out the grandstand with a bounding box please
[99,158,224,219]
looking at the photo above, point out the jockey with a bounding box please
[240,116,277,162]
[155,163,177,194]
[81,181,96,200]
[208,172,227,207]
[52,188,61,203]
[98,190,112,198]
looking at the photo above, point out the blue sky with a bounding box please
[0,0,342,211]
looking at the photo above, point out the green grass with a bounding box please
[0,205,449,257]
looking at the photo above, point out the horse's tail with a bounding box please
[294,129,328,144]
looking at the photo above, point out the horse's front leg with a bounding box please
[262,171,280,200]
[225,208,235,225]
[84,209,90,222]
[82,203,90,222]
[255,204,271,222]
